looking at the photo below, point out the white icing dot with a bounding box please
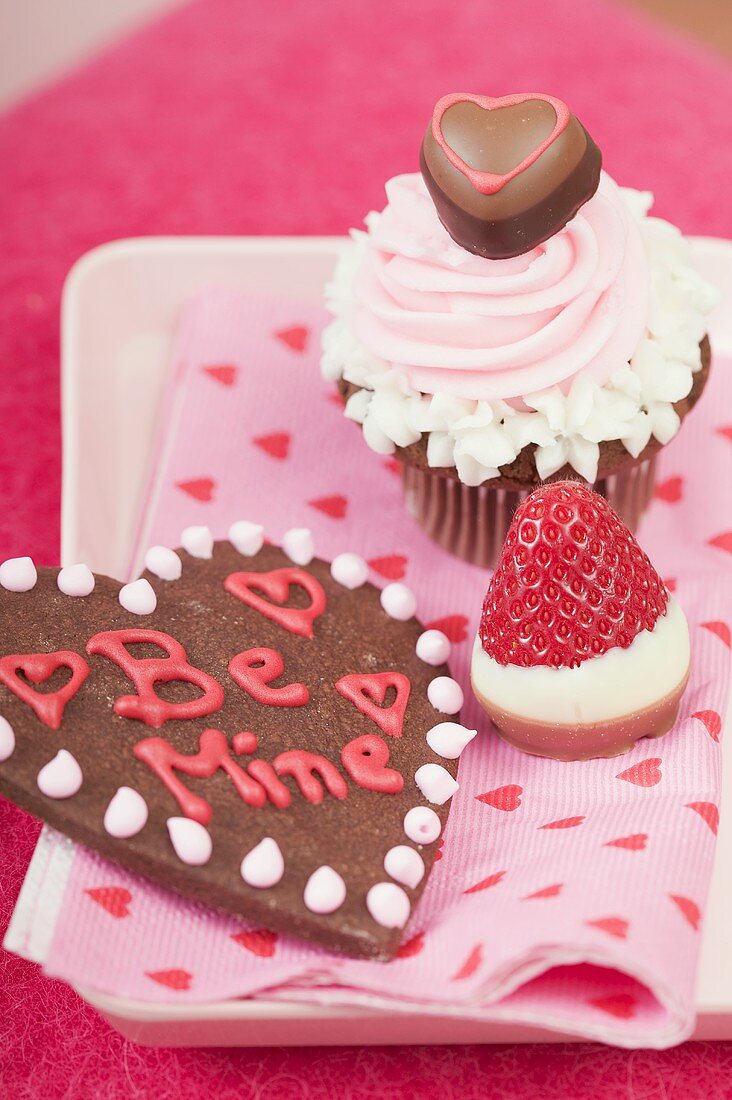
[404,806,442,845]
[380,582,417,621]
[282,528,314,566]
[0,556,37,593]
[426,721,477,760]
[144,546,182,581]
[229,520,265,557]
[37,749,82,799]
[427,676,464,715]
[119,578,157,615]
[366,882,411,929]
[415,763,459,806]
[104,786,148,839]
[0,716,15,762]
[181,525,214,559]
[303,865,347,914]
[416,629,451,666]
[384,845,425,889]
[330,552,369,590]
[167,817,212,866]
[241,837,284,888]
[57,563,95,597]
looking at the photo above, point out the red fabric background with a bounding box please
[1,0,732,1095]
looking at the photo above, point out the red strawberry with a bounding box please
[479,482,667,670]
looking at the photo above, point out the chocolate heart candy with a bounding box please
[0,537,469,960]
[420,92,602,259]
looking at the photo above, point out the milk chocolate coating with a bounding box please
[421,95,602,258]
[473,671,688,762]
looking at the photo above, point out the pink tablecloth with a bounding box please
[2,0,732,1095]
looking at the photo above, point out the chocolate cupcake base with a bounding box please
[403,456,658,569]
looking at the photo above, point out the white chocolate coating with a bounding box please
[470,598,690,725]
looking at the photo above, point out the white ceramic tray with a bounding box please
[54,235,732,1047]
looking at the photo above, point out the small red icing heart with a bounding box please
[253,432,291,460]
[709,531,732,554]
[202,364,237,386]
[0,651,90,730]
[701,621,731,648]
[146,969,193,991]
[368,555,408,581]
[276,325,309,352]
[463,870,506,894]
[686,801,719,835]
[616,758,662,787]
[85,886,132,918]
[425,614,469,643]
[654,476,683,503]
[522,883,563,900]
[451,944,483,981]
[475,784,523,811]
[604,833,648,851]
[231,929,278,958]
[309,495,348,520]
[670,894,701,930]
[586,916,629,939]
[590,993,636,1019]
[395,932,425,959]
[335,672,411,739]
[176,478,215,502]
[224,568,327,639]
[692,710,722,742]
[539,816,585,830]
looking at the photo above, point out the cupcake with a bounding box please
[470,481,690,761]
[322,92,718,567]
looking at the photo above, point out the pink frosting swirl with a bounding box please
[352,172,650,402]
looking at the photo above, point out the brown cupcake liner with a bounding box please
[402,455,658,569]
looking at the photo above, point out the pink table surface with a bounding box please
[1,0,732,1095]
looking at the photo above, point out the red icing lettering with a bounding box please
[224,568,326,639]
[134,727,266,824]
[0,651,90,730]
[341,734,404,794]
[229,647,309,707]
[273,750,348,804]
[86,629,224,728]
[247,759,292,809]
[335,672,411,738]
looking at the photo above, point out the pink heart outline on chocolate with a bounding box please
[432,92,570,195]
[224,568,326,639]
[335,672,411,739]
[0,650,90,730]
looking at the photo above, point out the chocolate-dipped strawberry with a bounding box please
[420,92,602,259]
[470,482,690,760]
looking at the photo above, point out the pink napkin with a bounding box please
[17,290,732,1047]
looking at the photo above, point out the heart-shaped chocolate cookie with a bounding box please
[420,92,602,259]
[0,533,474,960]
